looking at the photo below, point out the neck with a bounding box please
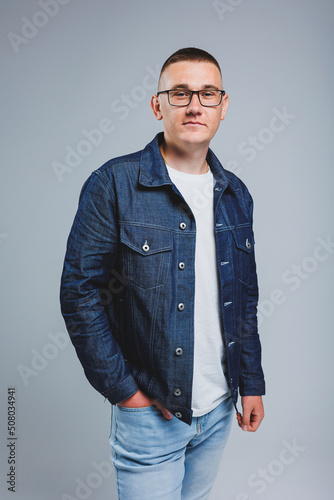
[160,140,209,175]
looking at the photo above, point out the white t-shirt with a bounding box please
[166,164,230,416]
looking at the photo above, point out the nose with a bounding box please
[187,92,202,113]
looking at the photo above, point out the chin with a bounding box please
[181,132,212,145]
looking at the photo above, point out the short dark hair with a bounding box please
[159,47,222,79]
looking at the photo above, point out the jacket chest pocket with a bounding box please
[120,224,173,290]
[231,226,254,285]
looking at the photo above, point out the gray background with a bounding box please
[1,0,333,499]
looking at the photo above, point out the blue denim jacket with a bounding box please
[60,133,265,425]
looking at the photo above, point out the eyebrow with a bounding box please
[169,83,220,90]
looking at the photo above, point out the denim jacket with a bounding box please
[60,133,265,425]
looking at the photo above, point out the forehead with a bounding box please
[159,61,222,89]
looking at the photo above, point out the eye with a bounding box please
[201,91,216,98]
[171,90,190,98]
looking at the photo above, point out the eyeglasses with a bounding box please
[156,89,225,107]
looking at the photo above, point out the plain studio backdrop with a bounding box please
[1,1,333,499]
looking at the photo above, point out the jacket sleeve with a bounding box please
[60,171,139,403]
[238,198,265,397]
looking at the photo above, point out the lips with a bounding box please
[183,121,205,126]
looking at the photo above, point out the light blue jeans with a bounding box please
[109,396,234,499]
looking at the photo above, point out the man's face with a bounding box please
[151,61,228,150]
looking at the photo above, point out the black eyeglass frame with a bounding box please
[156,89,226,107]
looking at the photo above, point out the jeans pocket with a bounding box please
[116,404,155,413]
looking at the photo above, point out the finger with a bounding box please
[249,419,261,432]
[161,408,173,420]
[152,399,172,420]
[248,411,263,432]
[244,409,263,432]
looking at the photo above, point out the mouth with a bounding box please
[183,121,205,126]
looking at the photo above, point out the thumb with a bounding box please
[241,409,250,431]
[152,399,172,420]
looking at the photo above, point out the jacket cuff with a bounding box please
[102,374,139,404]
[239,380,265,397]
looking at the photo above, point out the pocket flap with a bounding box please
[120,224,173,256]
[232,226,254,253]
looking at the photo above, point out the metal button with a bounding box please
[142,241,150,252]
[177,303,185,311]
[175,347,183,356]
[175,412,182,418]
[174,388,181,397]
[246,239,252,250]
[178,262,185,270]
[179,222,186,230]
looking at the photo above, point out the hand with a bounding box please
[117,390,173,420]
[237,396,264,432]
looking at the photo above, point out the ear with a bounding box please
[220,93,229,121]
[151,95,163,120]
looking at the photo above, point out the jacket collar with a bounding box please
[139,132,234,190]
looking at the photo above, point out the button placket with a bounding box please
[173,219,187,421]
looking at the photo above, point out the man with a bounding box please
[60,47,265,499]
